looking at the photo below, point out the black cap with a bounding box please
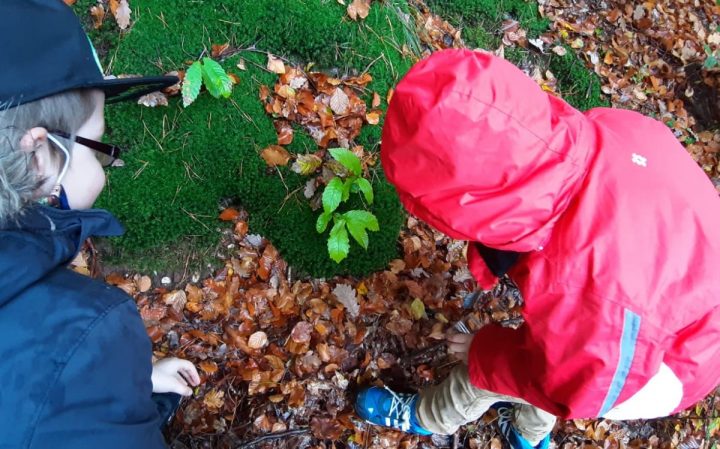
[0,0,178,108]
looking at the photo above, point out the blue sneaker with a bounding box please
[495,402,550,449]
[355,386,433,436]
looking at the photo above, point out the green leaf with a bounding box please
[322,177,344,214]
[316,212,332,233]
[344,210,379,231]
[291,154,323,175]
[329,148,361,176]
[342,178,354,202]
[354,177,374,204]
[409,298,426,320]
[328,219,350,263]
[344,210,379,250]
[345,217,369,249]
[704,55,718,69]
[201,57,233,99]
[182,61,203,107]
[709,417,720,436]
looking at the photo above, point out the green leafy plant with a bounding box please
[182,57,233,107]
[316,148,379,263]
[704,45,720,69]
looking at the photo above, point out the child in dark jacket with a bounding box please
[0,2,199,448]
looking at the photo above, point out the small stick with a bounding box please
[235,428,310,449]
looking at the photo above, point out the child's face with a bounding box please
[61,89,107,209]
[21,89,107,209]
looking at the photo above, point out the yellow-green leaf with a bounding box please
[410,298,426,320]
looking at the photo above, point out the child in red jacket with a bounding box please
[356,49,720,449]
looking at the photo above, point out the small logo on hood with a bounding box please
[631,153,648,168]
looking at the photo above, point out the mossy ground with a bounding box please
[76,0,413,278]
[75,0,607,278]
[427,0,609,110]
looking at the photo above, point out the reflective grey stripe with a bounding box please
[599,308,641,416]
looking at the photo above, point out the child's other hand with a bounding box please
[446,333,474,364]
[151,357,201,396]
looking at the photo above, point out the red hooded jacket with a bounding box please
[381,49,720,418]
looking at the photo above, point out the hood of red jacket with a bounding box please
[381,49,597,288]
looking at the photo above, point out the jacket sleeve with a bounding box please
[466,283,665,419]
[663,305,720,413]
[30,296,166,449]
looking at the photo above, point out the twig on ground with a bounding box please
[235,428,310,449]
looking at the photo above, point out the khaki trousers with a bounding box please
[416,365,556,446]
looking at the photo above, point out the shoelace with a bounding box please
[384,387,416,431]
[496,404,515,433]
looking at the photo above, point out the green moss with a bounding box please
[82,0,414,276]
[550,48,609,110]
[427,0,549,49]
[426,0,607,111]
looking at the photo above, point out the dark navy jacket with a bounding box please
[0,206,165,448]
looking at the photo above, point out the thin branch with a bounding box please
[235,428,310,449]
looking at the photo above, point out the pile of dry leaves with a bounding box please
[91,208,531,449]
[537,0,720,181]
[84,205,719,449]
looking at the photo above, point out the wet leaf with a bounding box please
[203,389,225,411]
[329,148,362,176]
[267,54,286,74]
[291,153,323,175]
[332,283,359,317]
[137,91,168,107]
[328,219,350,263]
[372,92,381,108]
[311,416,345,440]
[219,208,240,221]
[135,275,152,293]
[365,110,381,125]
[211,43,231,59]
[346,0,371,21]
[248,331,269,349]
[201,57,233,99]
[274,120,294,145]
[261,145,291,167]
[329,88,350,114]
[410,298,426,320]
[110,0,131,30]
[290,321,312,344]
[182,61,202,107]
[199,360,219,375]
[90,5,105,29]
[322,177,344,214]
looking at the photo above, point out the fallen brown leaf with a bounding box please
[267,54,286,74]
[347,0,371,21]
[89,5,105,29]
[110,0,131,30]
[248,331,269,349]
[137,91,168,108]
[211,43,231,59]
[260,145,291,167]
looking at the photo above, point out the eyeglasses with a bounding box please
[49,130,124,167]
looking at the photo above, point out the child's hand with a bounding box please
[151,357,201,396]
[446,333,474,364]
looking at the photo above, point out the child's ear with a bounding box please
[19,127,49,153]
[19,127,58,189]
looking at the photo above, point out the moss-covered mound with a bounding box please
[77,0,414,277]
[426,0,608,110]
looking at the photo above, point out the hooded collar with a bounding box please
[0,206,123,306]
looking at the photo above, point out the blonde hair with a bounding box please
[0,89,96,223]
